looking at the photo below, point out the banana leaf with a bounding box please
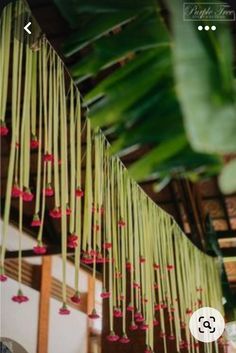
[166,0,236,154]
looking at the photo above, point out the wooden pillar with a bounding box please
[37,256,52,353]
[87,275,95,353]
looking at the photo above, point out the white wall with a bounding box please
[0,278,39,353]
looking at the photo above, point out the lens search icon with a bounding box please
[189,307,225,343]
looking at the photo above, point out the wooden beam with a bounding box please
[37,256,52,353]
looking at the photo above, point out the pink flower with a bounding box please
[70,291,81,304]
[22,188,34,202]
[49,207,62,219]
[161,303,167,309]
[106,331,119,342]
[0,121,9,136]
[11,184,22,198]
[81,254,94,264]
[134,311,142,319]
[113,308,122,318]
[43,153,54,163]
[103,242,112,250]
[129,322,138,331]
[140,322,149,330]
[133,282,140,289]
[31,214,42,227]
[168,335,175,340]
[43,184,54,196]
[75,188,84,197]
[30,136,39,149]
[127,303,135,312]
[0,274,7,282]
[100,290,111,299]
[119,334,130,344]
[118,219,126,227]
[88,308,100,319]
[59,303,70,315]
[135,315,145,323]
[33,243,47,254]
[67,241,78,249]
[12,289,29,303]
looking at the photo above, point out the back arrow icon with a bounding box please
[24,22,31,34]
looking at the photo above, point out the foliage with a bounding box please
[53,0,234,189]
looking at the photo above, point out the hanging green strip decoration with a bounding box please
[0,2,226,353]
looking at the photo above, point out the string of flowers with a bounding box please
[0,2,225,353]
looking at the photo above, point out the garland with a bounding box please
[0,2,225,352]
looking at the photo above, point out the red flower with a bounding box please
[30,136,39,149]
[71,291,81,304]
[22,188,34,202]
[194,343,200,348]
[43,153,54,163]
[103,242,112,250]
[68,234,78,242]
[140,322,149,330]
[106,331,119,342]
[0,121,9,136]
[49,207,62,218]
[93,223,100,232]
[11,184,22,198]
[113,308,122,318]
[186,308,193,315]
[153,263,160,270]
[167,264,174,271]
[160,332,166,338]
[134,311,142,319]
[168,335,175,340]
[133,282,140,289]
[161,303,167,309]
[66,207,72,215]
[126,262,132,271]
[12,289,29,303]
[119,334,130,344]
[75,188,84,197]
[118,219,126,227]
[81,254,94,264]
[129,322,138,331]
[153,319,159,326]
[33,243,47,254]
[88,308,100,319]
[0,274,7,282]
[139,257,145,264]
[43,184,54,196]
[127,303,135,312]
[154,303,161,311]
[31,214,42,227]
[96,254,106,264]
[59,303,70,315]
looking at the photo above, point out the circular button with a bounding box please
[189,307,225,343]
